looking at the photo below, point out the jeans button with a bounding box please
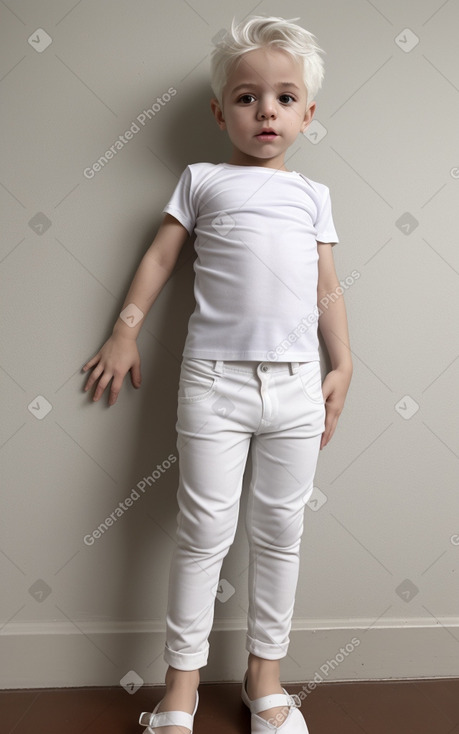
[260,364,269,372]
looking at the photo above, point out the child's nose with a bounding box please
[256,97,277,119]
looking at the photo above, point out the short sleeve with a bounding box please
[315,186,339,245]
[162,166,196,235]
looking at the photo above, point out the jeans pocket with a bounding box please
[177,359,218,403]
[298,362,324,404]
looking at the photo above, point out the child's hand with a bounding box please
[82,334,141,406]
[320,367,352,449]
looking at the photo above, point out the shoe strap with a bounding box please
[139,709,192,729]
[249,691,300,715]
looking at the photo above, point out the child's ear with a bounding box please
[300,101,316,134]
[210,98,226,130]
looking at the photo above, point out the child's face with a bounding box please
[211,47,315,170]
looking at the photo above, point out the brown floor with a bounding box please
[1,678,459,734]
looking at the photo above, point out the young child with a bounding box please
[82,15,352,734]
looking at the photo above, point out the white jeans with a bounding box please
[163,357,325,670]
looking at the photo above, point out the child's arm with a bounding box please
[82,214,189,406]
[316,242,353,449]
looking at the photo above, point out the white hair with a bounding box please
[210,15,325,108]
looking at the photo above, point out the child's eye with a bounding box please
[238,94,256,104]
[279,94,295,104]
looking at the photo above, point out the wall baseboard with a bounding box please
[1,618,458,688]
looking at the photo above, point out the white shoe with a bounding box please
[241,670,309,733]
[139,689,199,733]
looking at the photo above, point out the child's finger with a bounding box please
[130,362,142,388]
[83,364,105,392]
[321,377,335,402]
[82,354,100,371]
[108,376,125,405]
[92,373,113,402]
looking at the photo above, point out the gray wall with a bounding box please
[1,0,458,689]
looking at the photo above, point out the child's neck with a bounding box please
[226,152,288,172]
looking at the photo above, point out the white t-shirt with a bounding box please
[163,162,339,361]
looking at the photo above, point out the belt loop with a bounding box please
[214,360,224,374]
[290,362,300,374]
